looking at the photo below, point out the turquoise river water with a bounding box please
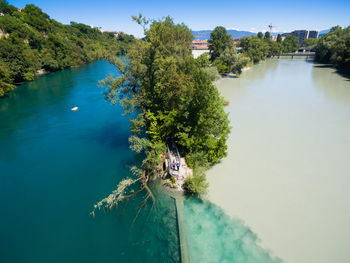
[0,61,179,263]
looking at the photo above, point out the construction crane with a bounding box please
[268,23,275,34]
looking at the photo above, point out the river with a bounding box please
[1,58,349,263]
[0,61,179,263]
[203,58,350,263]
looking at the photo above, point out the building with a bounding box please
[282,30,319,44]
[105,31,124,38]
[191,39,209,50]
[308,30,319,39]
[282,30,308,44]
[90,25,102,32]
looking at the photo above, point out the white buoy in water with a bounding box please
[71,106,78,111]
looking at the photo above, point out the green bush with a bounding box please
[204,66,221,81]
[183,174,209,195]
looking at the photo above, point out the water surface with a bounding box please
[0,61,179,263]
[207,58,350,263]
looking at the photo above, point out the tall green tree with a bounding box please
[277,34,282,43]
[282,35,299,53]
[239,36,270,63]
[208,26,233,62]
[302,38,318,47]
[315,26,350,74]
[264,31,271,40]
[269,41,283,56]
[101,17,230,195]
[257,32,263,39]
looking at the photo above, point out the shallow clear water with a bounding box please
[0,61,179,263]
[206,58,350,263]
[184,198,282,263]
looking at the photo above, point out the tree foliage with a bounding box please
[239,36,270,63]
[315,26,350,74]
[0,2,134,97]
[208,26,250,75]
[264,31,270,40]
[238,34,301,62]
[302,38,318,48]
[208,26,233,62]
[183,174,209,195]
[277,34,282,43]
[282,35,299,53]
[101,16,231,195]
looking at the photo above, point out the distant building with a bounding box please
[282,30,308,44]
[90,25,102,32]
[105,30,124,38]
[282,30,319,44]
[308,30,319,39]
[191,39,209,50]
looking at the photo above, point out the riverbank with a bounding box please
[207,58,350,263]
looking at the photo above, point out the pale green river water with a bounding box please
[203,58,350,263]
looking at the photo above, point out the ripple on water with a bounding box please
[184,198,282,263]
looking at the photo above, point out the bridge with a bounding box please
[273,52,315,58]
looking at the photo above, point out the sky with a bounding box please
[12,0,350,37]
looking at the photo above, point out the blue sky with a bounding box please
[12,0,350,37]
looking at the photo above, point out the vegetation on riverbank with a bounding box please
[205,26,300,75]
[208,26,250,75]
[0,1,134,97]
[239,33,299,63]
[92,15,230,211]
[315,26,350,74]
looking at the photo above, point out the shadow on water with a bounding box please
[81,120,131,149]
[312,62,350,80]
[184,198,283,263]
[312,62,350,105]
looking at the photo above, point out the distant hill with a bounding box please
[193,28,330,40]
[192,29,256,40]
[0,3,134,97]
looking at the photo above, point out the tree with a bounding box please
[264,31,271,40]
[98,16,230,200]
[277,34,282,43]
[183,174,209,195]
[0,60,14,96]
[239,36,270,63]
[257,32,263,39]
[0,2,134,97]
[215,46,249,75]
[195,52,210,68]
[302,38,318,48]
[315,26,350,74]
[208,26,233,62]
[282,35,299,53]
[208,26,249,75]
[269,41,283,56]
